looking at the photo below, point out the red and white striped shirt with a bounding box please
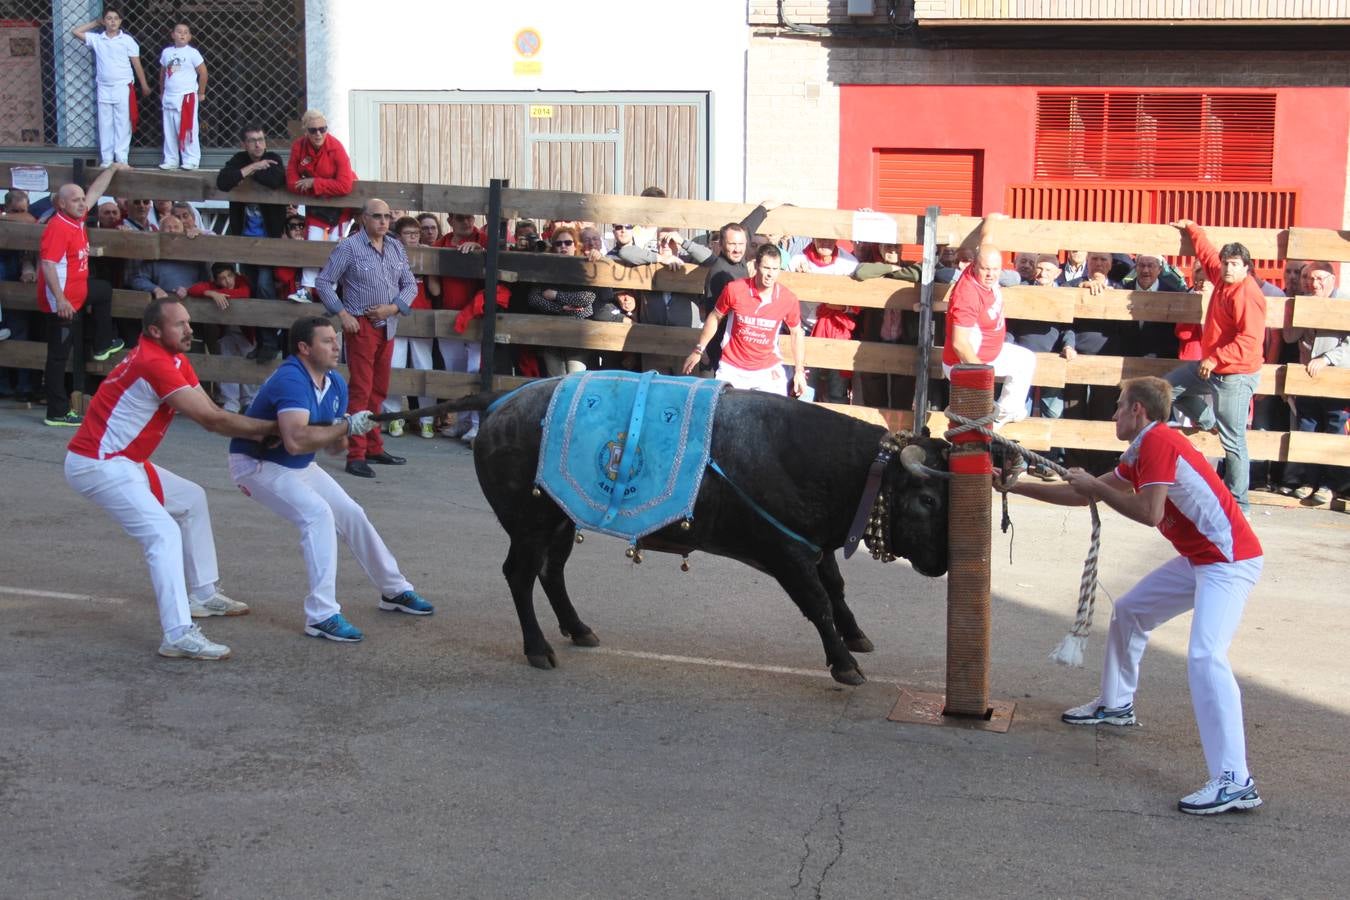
[36,212,90,312]
[68,340,199,463]
[1116,422,1263,565]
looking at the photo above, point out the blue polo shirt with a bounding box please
[230,355,348,468]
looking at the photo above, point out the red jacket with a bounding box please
[286,134,356,198]
[436,228,487,311]
[1186,223,1266,375]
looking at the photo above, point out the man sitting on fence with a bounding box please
[942,241,1035,429]
[1164,220,1267,512]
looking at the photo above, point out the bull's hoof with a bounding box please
[526,645,558,669]
[845,635,875,653]
[830,666,866,687]
[569,630,600,648]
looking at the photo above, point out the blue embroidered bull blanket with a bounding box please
[536,370,725,541]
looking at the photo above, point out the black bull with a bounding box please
[391,382,951,686]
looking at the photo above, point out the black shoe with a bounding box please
[345,460,376,478]
[367,451,406,465]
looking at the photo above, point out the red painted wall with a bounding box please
[839,85,1350,231]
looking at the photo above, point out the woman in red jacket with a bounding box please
[285,109,357,302]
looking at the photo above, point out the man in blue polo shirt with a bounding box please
[227,316,435,642]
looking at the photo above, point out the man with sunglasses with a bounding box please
[315,199,416,478]
[218,125,288,359]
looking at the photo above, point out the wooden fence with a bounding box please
[0,162,1347,469]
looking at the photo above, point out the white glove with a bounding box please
[345,410,377,436]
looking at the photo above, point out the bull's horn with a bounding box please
[900,444,951,482]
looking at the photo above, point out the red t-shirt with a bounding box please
[1115,422,1263,565]
[67,340,200,463]
[36,212,90,312]
[714,277,802,371]
[409,275,432,311]
[942,267,1006,367]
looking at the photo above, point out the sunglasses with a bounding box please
[613,224,633,230]
[552,239,574,247]
[286,222,306,230]
[306,126,328,135]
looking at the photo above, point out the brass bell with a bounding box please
[633,550,644,564]
[624,546,635,559]
[680,519,692,531]
[574,532,585,544]
[531,486,541,497]
[680,556,690,572]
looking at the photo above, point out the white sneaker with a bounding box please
[181,163,199,170]
[0,327,10,341]
[189,591,250,618]
[288,287,313,303]
[461,425,478,443]
[158,625,231,660]
[387,418,405,438]
[158,162,179,170]
[1178,771,1262,815]
[1061,698,1137,726]
[420,421,435,439]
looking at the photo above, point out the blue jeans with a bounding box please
[1166,362,1259,510]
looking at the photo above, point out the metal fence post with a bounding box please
[912,205,940,432]
[479,178,507,392]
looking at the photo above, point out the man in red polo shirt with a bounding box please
[1002,376,1265,816]
[63,297,312,661]
[942,242,1037,427]
[38,163,129,427]
[682,244,806,397]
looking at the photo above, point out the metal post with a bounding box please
[944,364,994,718]
[912,206,939,433]
[479,178,508,392]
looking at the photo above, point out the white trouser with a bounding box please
[217,330,257,413]
[538,349,587,378]
[382,336,434,423]
[160,93,200,168]
[1099,554,1263,782]
[95,83,131,165]
[942,341,1036,421]
[301,224,344,288]
[437,337,482,428]
[65,452,220,638]
[228,455,413,626]
[715,360,789,395]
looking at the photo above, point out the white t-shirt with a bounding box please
[83,31,139,86]
[159,44,203,97]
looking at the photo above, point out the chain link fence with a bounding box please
[0,0,305,154]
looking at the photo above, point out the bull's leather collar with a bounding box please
[843,445,893,560]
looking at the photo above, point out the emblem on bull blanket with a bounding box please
[598,432,645,491]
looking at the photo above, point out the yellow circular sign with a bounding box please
[514,28,542,58]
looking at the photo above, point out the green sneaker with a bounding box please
[91,339,126,362]
[43,411,83,427]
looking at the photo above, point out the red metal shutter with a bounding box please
[874,149,982,217]
[1035,92,1276,184]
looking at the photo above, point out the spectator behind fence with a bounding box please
[417,213,442,246]
[157,21,206,171]
[1058,250,1088,285]
[793,237,861,403]
[217,125,288,361]
[1120,254,1183,359]
[71,8,151,167]
[1280,261,1350,505]
[1175,261,1207,362]
[434,213,485,439]
[1008,254,1071,477]
[126,214,207,303]
[287,109,357,302]
[272,214,307,317]
[381,217,438,440]
[39,165,128,428]
[590,287,641,372]
[64,297,273,660]
[527,226,595,378]
[314,199,414,479]
[119,197,155,233]
[0,193,37,396]
[1164,220,1267,512]
[700,201,780,372]
[187,263,254,412]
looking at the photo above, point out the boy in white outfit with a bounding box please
[158,22,206,170]
[73,8,152,166]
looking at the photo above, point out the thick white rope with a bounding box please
[943,410,1102,667]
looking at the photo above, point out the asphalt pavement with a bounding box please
[1,405,1347,899]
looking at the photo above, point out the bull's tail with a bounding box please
[373,392,510,424]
